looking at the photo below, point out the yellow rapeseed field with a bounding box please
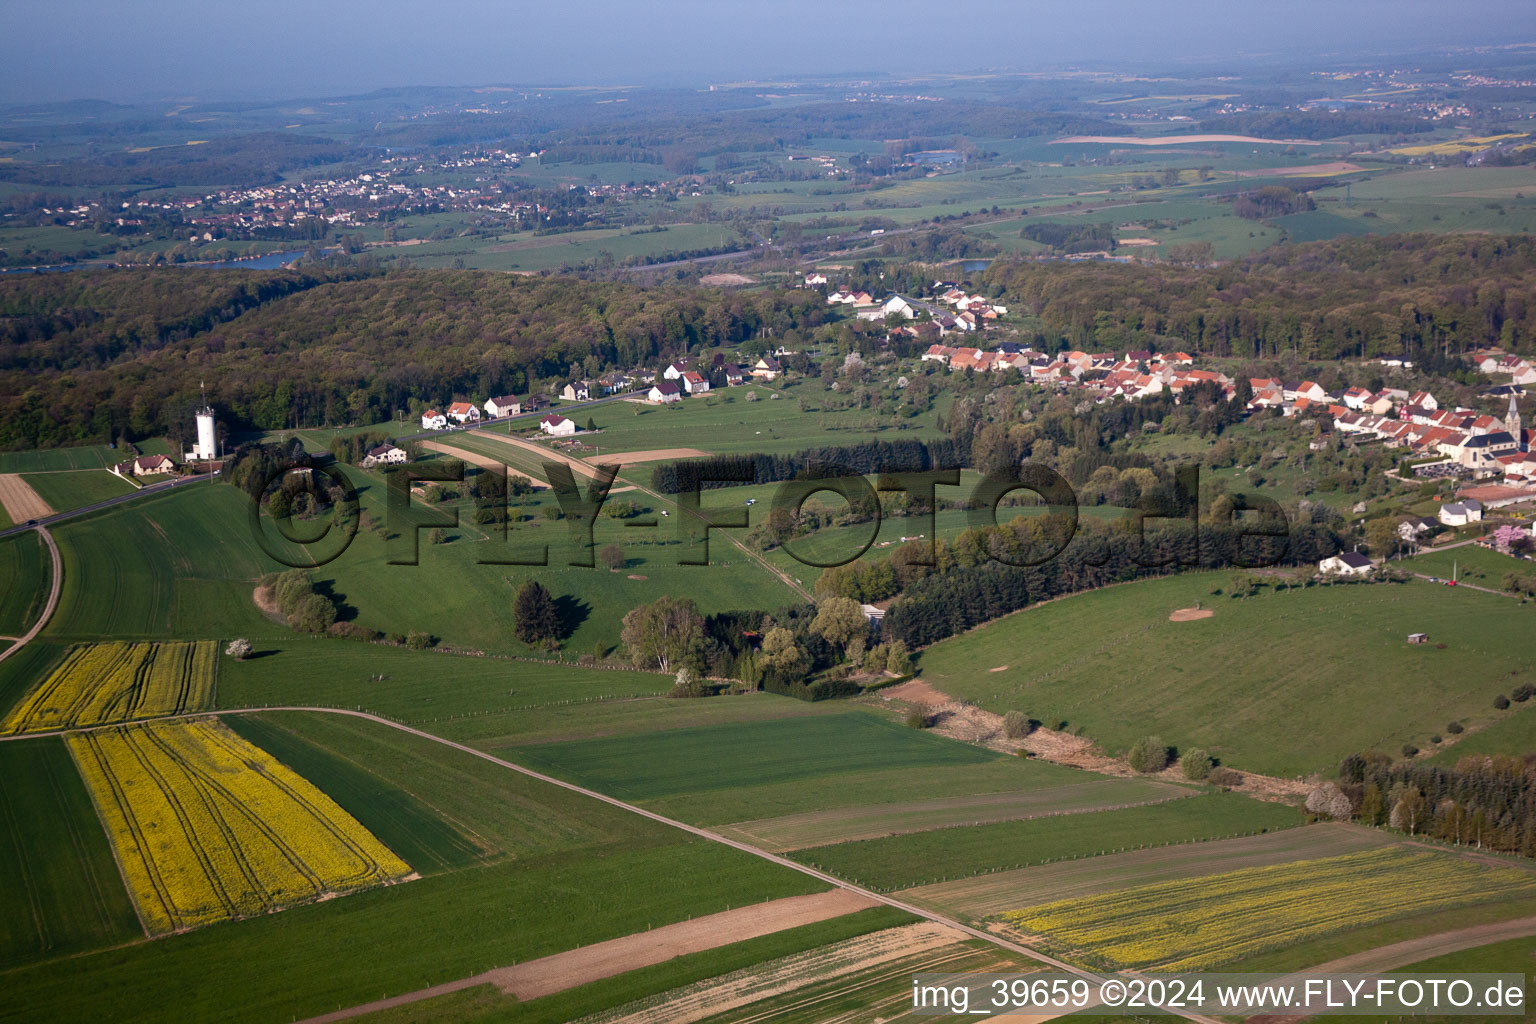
[1388,133,1529,157]
[1005,847,1536,970]
[69,718,411,935]
[2,640,216,733]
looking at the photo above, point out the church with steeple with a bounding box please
[1509,392,1526,452]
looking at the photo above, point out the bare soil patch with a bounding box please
[879,679,951,705]
[1169,607,1214,621]
[699,272,754,286]
[490,889,878,1000]
[880,678,1310,802]
[1237,161,1364,177]
[987,664,1009,673]
[0,474,52,521]
[607,447,712,463]
[1117,237,1160,246]
[420,440,549,487]
[252,584,286,624]
[626,574,648,580]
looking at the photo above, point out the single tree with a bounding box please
[810,596,869,660]
[599,543,626,571]
[1127,736,1171,774]
[224,638,252,660]
[514,581,561,644]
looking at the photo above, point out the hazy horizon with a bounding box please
[4,0,1536,106]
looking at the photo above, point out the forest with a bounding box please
[982,234,1536,359]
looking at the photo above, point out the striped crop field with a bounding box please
[68,718,412,935]
[1004,846,1536,971]
[2,641,216,733]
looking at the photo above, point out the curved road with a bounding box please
[0,527,60,665]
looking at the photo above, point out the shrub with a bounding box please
[1495,694,1511,710]
[1401,743,1419,758]
[1127,736,1171,774]
[905,708,930,729]
[1513,684,1536,703]
[1181,748,1215,781]
[1207,766,1243,787]
[668,665,709,699]
[405,630,433,650]
[1430,734,1442,745]
[223,638,252,660]
[1446,721,1464,734]
[1003,710,1036,740]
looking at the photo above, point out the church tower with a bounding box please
[1509,392,1524,451]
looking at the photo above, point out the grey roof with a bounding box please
[1334,551,1373,568]
[1464,431,1515,448]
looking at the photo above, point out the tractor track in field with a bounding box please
[0,704,1224,1024]
[0,526,61,667]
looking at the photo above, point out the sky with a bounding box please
[3,0,1535,105]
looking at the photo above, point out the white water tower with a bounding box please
[192,383,217,461]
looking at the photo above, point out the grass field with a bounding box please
[69,718,411,934]
[43,484,301,643]
[1,831,828,1023]
[902,822,1400,920]
[20,469,137,513]
[1428,704,1536,762]
[506,711,998,804]
[0,528,49,636]
[3,640,216,733]
[791,791,1299,891]
[918,572,1536,776]
[0,445,120,473]
[1005,846,1536,971]
[0,739,141,969]
[715,776,1192,852]
[216,640,671,721]
[1401,544,1533,587]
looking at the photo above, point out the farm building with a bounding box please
[1319,551,1374,576]
[361,444,407,468]
[111,454,177,478]
[540,414,577,436]
[484,395,522,418]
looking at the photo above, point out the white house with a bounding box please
[803,272,828,287]
[446,401,480,425]
[1439,500,1484,527]
[1320,551,1374,576]
[681,370,710,395]
[420,409,447,430]
[663,360,690,380]
[484,395,522,418]
[540,414,577,436]
[561,381,591,402]
[362,443,408,468]
[648,381,681,403]
[112,454,177,478]
[881,295,918,320]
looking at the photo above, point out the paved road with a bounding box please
[0,704,1220,1024]
[0,473,214,540]
[0,526,60,665]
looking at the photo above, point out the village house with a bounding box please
[446,401,480,425]
[483,395,522,418]
[751,356,783,380]
[361,443,408,468]
[539,414,577,436]
[420,409,447,430]
[561,381,592,402]
[663,360,691,380]
[1398,516,1438,543]
[1319,551,1374,576]
[681,370,710,395]
[1439,499,1484,527]
[112,454,177,478]
[647,380,681,403]
[803,272,828,287]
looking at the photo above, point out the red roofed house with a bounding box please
[681,370,710,395]
[420,409,447,430]
[540,414,577,436]
[446,401,481,424]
